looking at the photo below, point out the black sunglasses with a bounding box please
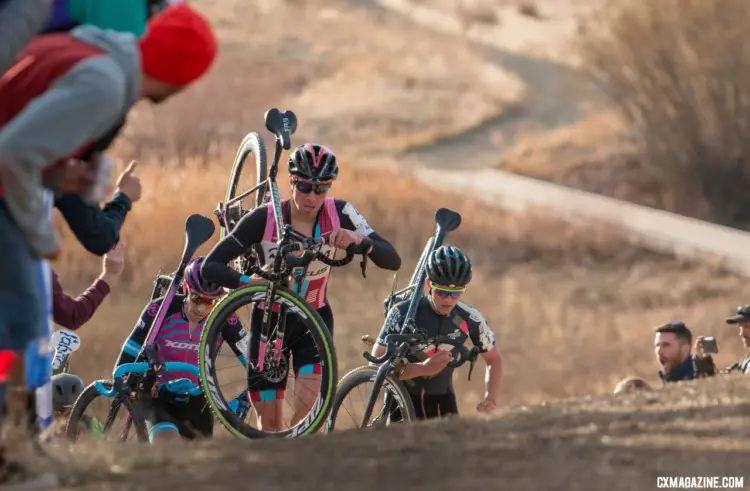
[293,180,331,195]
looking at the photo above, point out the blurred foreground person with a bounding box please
[0,0,53,74]
[0,3,217,488]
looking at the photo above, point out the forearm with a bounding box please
[397,362,430,380]
[53,277,111,330]
[366,232,401,271]
[202,208,266,288]
[115,330,145,367]
[56,193,131,256]
[484,357,503,400]
[201,239,247,288]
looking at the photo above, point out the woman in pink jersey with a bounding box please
[115,257,247,443]
[202,143,401,432]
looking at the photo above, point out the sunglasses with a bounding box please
[189,292,217,306]
[429,281,466,298]
[293,179,331,195]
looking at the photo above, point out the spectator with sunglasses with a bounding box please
[114,256,247,443]
[202,142,401,431]
[373,245,502,419]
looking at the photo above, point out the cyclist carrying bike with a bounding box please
[201,143,402,431]
[114,257,247,443]
[372,245,502,419]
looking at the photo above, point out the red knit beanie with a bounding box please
[138,3,217,87]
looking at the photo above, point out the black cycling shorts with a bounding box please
[389,391,459,421]
[245,304,333,402]
[410,391,459,419]
[137,394,213,442]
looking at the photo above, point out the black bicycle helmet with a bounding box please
[288,143,338,181]
[426,245,472,287]
[52,373,84,412]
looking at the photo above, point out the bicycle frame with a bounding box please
[358,208,461,427]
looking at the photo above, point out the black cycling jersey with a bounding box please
[376,297,496,396]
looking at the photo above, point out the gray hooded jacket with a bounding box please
[0,26,141,257]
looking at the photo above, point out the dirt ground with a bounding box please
[29,376,750,490]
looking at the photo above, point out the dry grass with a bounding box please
[497,108,631,178]
[455,1,500,29]
[517,0,540,19]
[186,0,524,156]
[574,0,750,226]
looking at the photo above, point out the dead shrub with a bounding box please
[575,0,750,226]
[456,1,499,29]
[517,0,540,19]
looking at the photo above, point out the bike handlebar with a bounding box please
[94,362,201,397]
[248,236,374,282]
[362,332,480,368]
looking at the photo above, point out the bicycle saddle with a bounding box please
[264,108,297,150]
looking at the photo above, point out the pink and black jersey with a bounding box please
[202,197,401,309]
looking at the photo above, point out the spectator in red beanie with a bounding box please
[138,2,217,101]
[0,4,217,483]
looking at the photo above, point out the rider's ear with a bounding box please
[288,175,294,187]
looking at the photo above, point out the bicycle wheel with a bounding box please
[325,365,416,432]
[199,284,337,439]
[222,132,268,240]
[65,379,148,443]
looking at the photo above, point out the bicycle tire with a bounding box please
[325,365,416,432]
[199,284,338,439]
[222,132,268,240]
[65,379,148,443]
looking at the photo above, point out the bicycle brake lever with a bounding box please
[360,255,368,278]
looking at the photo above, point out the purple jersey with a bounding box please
[115,294,246,386]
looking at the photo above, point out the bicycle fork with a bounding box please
[255,285,287,373]
[360,361,395,428]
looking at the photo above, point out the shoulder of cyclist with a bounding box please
[376,299,410,345]
[333,198,401,270]
[333,198,374,235]
[455,301,496,352]
[135,296,170,330]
